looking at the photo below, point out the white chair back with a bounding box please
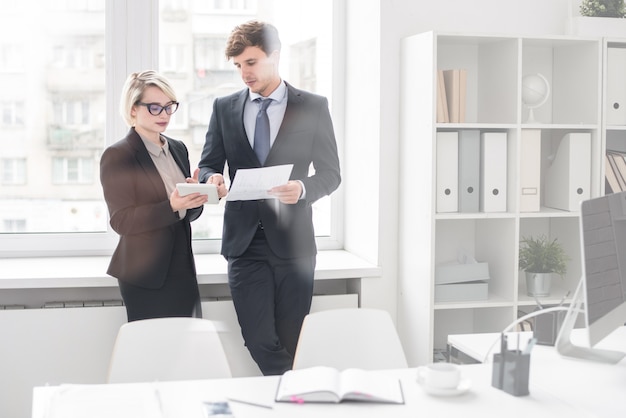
[107,317,231,383]
[293,308,408,370]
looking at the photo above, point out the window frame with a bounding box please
[0,0,345,258]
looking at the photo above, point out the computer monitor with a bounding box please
[556,191,626,364]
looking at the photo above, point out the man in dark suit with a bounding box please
[198,21,341,375]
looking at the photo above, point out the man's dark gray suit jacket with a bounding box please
[199,83,341,259]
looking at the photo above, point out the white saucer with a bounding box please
[419,378,471,397]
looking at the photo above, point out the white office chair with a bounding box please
[293,308,408,370]
[107,317,231,383]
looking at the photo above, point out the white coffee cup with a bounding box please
[417,363,461,390]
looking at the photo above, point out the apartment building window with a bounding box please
[3,219,26,233]
[49,0,105,12]
[0,0,342,256]
[1,159,26,185]
[291,39,317,98]
[194,0,255,13]
[51,43,94,70]
[0,44,24,73]
[52,157,95,184]
[1,102,24,126]
[195,37,231,73]
[161,44,187,74]
[53,99,90,126]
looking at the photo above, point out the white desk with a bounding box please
[448,327,626,418]
[33,366,597,418]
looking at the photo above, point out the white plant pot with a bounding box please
[525,271,552,297]
[568,16,626,37]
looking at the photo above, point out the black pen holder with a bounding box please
[491,349,530,396]
[533,307,566,346]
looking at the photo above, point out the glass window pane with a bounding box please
[159,0,334,239]
[0,0,338,250]
[0,1,107,234]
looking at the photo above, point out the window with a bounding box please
[159,0,337,240]
[0,0,343,256]
[1,158,26,185]
[52,157,95,184]
[0,44,25,73]
[291,39,317,93]
[0,0,107,246]
[3,219,26,232]
[195,37,231,72]
[1,102,24,126]
[161,44,187,74]
[52,98,90,126]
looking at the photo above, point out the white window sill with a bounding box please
[0,250,380,290]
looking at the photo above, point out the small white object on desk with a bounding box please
[416,362,471,397]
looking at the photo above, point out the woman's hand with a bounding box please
[170,168,209,211]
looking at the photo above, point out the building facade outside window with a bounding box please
[0,0,341,256]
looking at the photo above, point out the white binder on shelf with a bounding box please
[519,129,541,212]
[606,47,626,126]
[458,130,480,212]
[480,132,507,212]
[544,133,591,212]
[436,131,459,213]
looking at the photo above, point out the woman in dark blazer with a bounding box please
[100,71,209,321]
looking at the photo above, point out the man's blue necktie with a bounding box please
[253,98,272,165]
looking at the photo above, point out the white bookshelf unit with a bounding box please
[398,31,604,366]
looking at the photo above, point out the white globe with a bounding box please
[522,74,549,107]
[522,73,550,123]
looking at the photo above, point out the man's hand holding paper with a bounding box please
[226,164,294,201]
[268,180,302,204]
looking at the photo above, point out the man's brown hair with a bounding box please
[225,20,281,59]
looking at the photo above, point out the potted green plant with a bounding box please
[580,0,626,17]
[572,0,626,36]
[519,235,569,297]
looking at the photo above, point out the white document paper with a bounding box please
[226,164,294,201]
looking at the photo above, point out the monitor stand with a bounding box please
[555,278,625,364]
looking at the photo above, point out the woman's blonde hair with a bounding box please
[119,70,177,127]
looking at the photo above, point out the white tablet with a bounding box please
[176,183,219,204]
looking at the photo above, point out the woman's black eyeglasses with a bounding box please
[137,101,179,116]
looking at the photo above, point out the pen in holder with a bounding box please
[491,334,535,396]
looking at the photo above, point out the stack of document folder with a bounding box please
[434,261,490,302]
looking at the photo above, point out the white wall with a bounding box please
[342,0,573,336]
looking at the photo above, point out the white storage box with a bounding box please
[435,280,489,302]
[435,262,490,285]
